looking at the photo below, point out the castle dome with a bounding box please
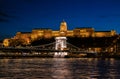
[60,20,67,32]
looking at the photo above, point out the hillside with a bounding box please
[31,36,118,48]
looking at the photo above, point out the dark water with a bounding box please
[0,58,120,79]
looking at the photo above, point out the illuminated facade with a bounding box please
[3,39,10,47]
[14,32,31,45]
[3,21,117,47]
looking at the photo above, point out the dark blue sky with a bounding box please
[0,0,120,39]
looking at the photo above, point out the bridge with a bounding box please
[2,35,120,58]
[0,45,95,58]
[0,37,97,58]
[1,35,120,58]
[0,42,92,53]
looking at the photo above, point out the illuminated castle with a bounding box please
[3,21,117,47]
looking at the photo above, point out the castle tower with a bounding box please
[60,20,67,36]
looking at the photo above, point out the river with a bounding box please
[0,58,120,79]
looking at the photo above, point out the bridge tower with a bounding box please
[55,37,67,50]
[55,37,67,57]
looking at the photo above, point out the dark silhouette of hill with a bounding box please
[31,36,118,48]
[31,37,55,46]
[67,36,118,48]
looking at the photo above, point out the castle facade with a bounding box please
[3,21,117,47]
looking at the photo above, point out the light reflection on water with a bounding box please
[0,58,120,79]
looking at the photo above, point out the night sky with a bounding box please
[0,0,120,40]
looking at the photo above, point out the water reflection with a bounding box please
[0,58,120,79]
[51,58,72,79]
